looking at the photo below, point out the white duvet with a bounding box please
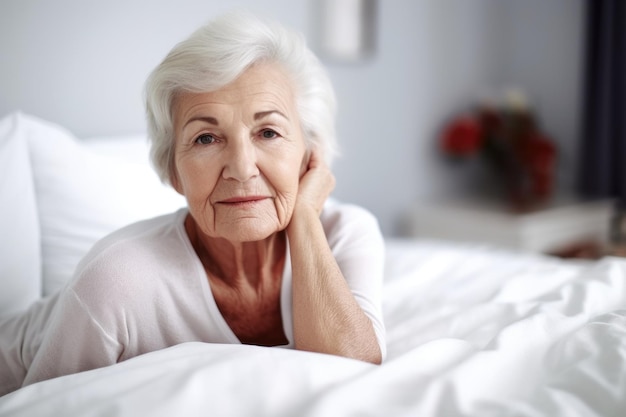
[1,239,625,417]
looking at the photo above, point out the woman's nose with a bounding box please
[222,138,260,182]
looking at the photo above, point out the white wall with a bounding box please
[0,0,586,235]
[504,0,587,193]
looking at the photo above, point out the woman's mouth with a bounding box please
[217,196,270,206]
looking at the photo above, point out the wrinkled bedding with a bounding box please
[1,239,625,417]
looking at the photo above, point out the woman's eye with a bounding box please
[261,129,278,139]
[195,134,215,145]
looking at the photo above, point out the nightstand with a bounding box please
[402,197,614,255]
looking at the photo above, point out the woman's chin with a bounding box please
[218,221,280,243]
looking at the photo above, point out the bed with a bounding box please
[1,112,625,416]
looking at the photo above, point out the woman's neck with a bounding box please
[184,214,286,290]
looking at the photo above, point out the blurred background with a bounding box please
[1,0,623,251]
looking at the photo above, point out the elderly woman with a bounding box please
[0,12,385,395]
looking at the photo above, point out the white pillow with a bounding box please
[0,113,42,316]
[22,114,186,296]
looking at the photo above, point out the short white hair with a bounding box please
[144,12,338,185]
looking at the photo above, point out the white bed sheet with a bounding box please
[1,239,625,417]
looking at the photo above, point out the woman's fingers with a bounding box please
[298,149,335,214]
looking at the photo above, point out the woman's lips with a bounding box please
[217,196,270,205]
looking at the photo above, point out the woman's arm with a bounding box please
[23,288,122,387]
[287,151,383,364]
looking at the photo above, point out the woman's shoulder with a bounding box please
[44,208,201,345]
[320,198,380,231]
[85,209,185,255]
[69,209,190,291]
[320,199,383,249]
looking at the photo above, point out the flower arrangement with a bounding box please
[439,91,557,210]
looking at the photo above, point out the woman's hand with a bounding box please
[287,149,382,364]
[296,149,335,215]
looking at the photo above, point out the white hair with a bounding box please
[144,12,338,185]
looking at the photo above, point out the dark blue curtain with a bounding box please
[579,0,626,209]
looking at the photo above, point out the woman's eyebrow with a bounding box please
[184,116,219,128]
[254,110,289,121]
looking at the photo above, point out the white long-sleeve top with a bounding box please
[0,201,385,395]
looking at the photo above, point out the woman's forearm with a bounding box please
[287,204,382,364]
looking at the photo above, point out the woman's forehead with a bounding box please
[174,63,297,124]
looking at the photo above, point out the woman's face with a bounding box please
[172,62,308,242]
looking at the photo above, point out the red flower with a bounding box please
[518,133,555,171]
[440,115,483,156]
[520,133,557,198]
[438,100,558,208]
